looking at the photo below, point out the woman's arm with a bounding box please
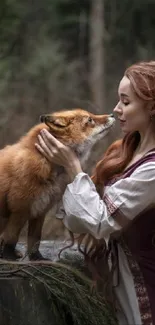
[62,162,155,239]
[62,172,122,240]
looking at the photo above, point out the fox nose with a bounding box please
[40,115,46,123]
[110,113,114,117]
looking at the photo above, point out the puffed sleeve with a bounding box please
[62,162,155,240]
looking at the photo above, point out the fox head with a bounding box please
[40,109,115,161]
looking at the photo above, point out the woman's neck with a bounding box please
[136,127,155,156]
[123,129,155,171]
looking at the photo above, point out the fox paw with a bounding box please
[29,250,49,261]
[3,245,23,260]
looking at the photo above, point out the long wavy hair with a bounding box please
[68,61,155,290]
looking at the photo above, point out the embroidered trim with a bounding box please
[104,194,129,228]
[119,239,153,325]
[104,194,118,215]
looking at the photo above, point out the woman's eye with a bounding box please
[124,102,129,106]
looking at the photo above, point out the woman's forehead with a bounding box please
[118,76,132,96]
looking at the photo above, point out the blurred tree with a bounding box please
[0,0,88,146]
[89,0,105,112]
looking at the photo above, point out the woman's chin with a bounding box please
[119,122,136,135]
[120,125,130,135]
[121,127,136,135]
[120,124,127,133]
[121,130,128,135]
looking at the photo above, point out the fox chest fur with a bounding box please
[30,169,69,218]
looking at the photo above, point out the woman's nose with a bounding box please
[113,101,122,113]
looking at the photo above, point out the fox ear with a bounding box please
[50,116,69,127]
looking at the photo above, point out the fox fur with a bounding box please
[0,108,115,260]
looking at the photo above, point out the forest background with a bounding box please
[0,0,155,238]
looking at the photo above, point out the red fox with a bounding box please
[0,108,115,260]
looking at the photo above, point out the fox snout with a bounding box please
[40,115,48,123]
[40,114,55,126]
[40,114,54,123]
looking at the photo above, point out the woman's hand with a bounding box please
[35,129,83,181]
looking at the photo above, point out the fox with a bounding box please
[0,108,115,260]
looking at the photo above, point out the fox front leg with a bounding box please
[27,215,46,260]
[0,235,5,258]
[0,213,27,260]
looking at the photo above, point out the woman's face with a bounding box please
[113,76,151,134]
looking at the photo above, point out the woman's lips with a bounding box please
[119,119,126,123]
[119,119,126,127]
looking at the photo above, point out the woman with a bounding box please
[36,61,155,325]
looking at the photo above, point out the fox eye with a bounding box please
[88,117,93,123]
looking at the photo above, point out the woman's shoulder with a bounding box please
[105,153,155,187]
[124,151,155,178]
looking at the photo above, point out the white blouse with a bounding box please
[56,162,155,242]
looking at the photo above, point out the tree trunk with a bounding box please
[89,0,106,112]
